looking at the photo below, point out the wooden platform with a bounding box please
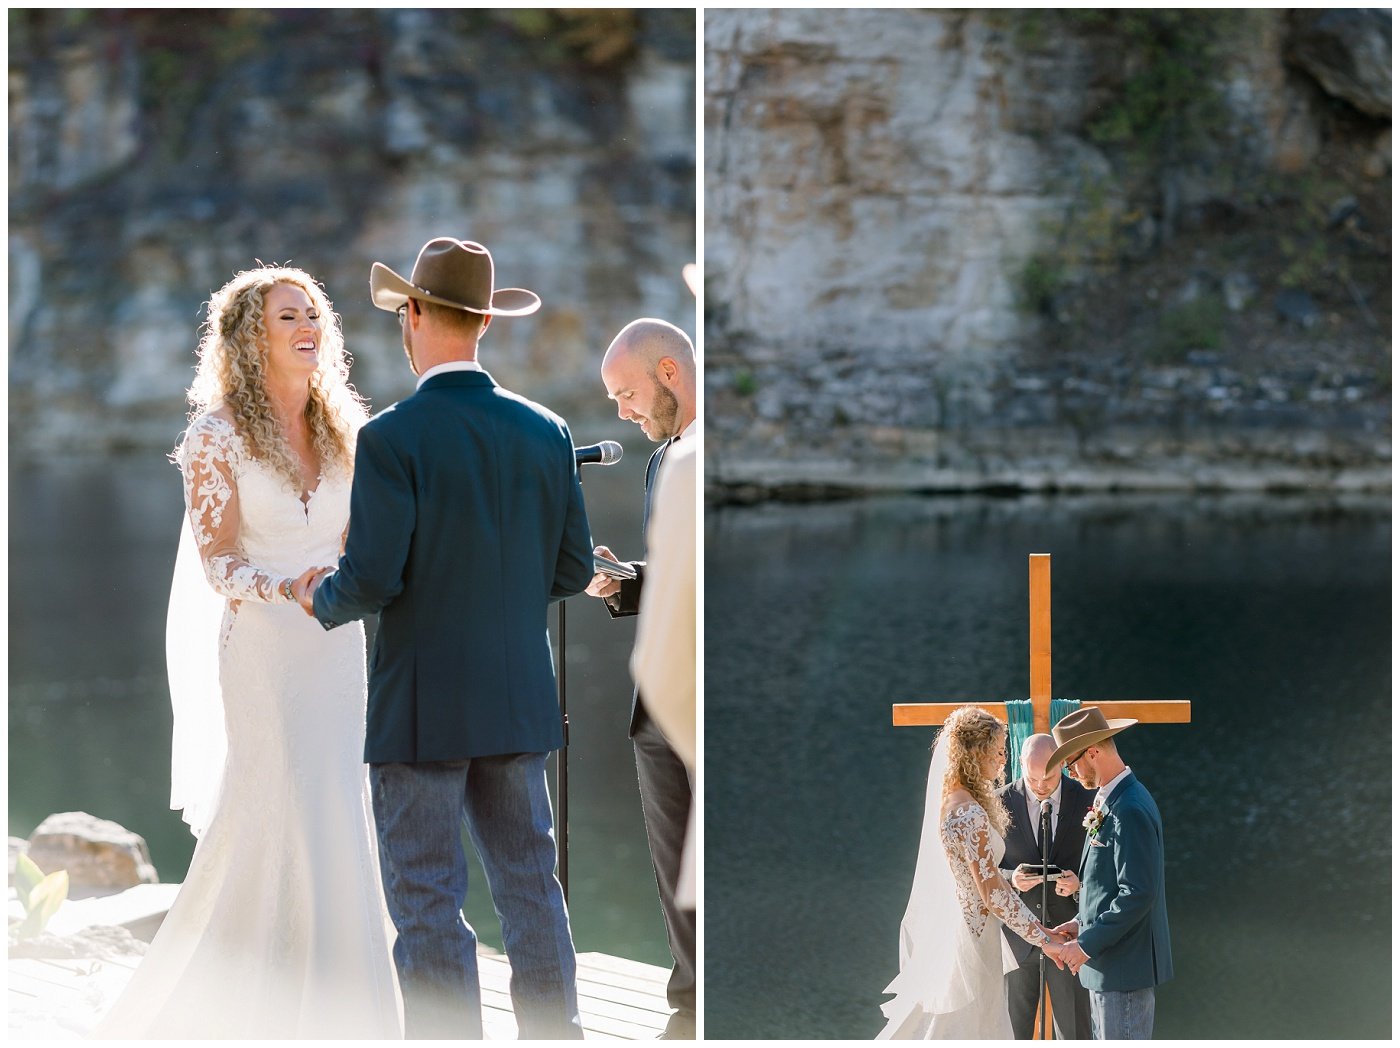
[9,945,670,1040]
[484,949,671,1040]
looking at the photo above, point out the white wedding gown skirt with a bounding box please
[880,914,1013,1040]
[878,803,1020,1040]
[98,422,398,1038]
[99,604,398,1038]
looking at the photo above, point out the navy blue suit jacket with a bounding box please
[1077,772,1174,992]
[312,369,593,763]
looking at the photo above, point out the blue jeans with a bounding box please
[370,755,582,1040]
[1089,987,1155,1039]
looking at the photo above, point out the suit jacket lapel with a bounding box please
[642,441,668,541]
[1009,782,1038,855]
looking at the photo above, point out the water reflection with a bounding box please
[9,448,670,967]
[704,494,1390,1039]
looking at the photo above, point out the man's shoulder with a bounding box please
[361,399,410,438]
[490,384,568,428]
[1112,776,1161,821]
[995,780,1021,800]
[1116,772,1151,802]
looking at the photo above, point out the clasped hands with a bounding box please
[289,566,333,616]
[1040,920,1089,976]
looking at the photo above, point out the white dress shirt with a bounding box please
[1024,779,1062,847]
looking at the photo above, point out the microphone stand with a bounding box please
[557,443,622,905]
[1039,800,1053,1040]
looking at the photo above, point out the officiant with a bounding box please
[997,733,1094,1039]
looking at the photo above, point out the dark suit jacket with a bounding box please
[997,777,1095,964]
[1076,772,1174,992]
[603,441,667,737]
[312,369,593,763]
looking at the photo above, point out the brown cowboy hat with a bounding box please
[1046,706,1138,770]
[370,237,541,317]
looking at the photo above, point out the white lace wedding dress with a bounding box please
[879,748,1049,1040]
[96,413,399,1039]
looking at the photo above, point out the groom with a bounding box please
[1045,707,1174,1039]
[299,237,593,1039]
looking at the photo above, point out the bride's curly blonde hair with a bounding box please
[187,265,367,487]
[939,706,1010,835]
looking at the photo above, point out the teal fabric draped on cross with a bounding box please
[1004,698,1082,776]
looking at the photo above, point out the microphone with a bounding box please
[575,441,623,466]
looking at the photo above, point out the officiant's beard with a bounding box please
[646,379,680,441]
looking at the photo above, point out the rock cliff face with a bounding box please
[9,10,695,460]
[705,9,1390,496]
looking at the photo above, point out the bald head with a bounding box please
[1021,733,1061,800]
[601,317,696,442]
[603,318,696,379]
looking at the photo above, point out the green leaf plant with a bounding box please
[13,852,70,939]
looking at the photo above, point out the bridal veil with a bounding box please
[877,730,982,1039]
[166,509,228,838]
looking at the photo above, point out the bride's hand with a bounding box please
[1043,926,1071,946]
[1041,939,1068,969]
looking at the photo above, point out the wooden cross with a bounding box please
[892,553,1192,733]
[892,553,1190,1040]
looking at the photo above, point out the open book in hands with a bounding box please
[593,554,638,581]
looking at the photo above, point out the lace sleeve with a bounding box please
[177,416,295,605]
[953,804,1048,947]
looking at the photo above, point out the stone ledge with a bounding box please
[707,461,1392,502]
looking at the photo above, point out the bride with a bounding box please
[878,706,1067,1039]
[97,266,399,1038]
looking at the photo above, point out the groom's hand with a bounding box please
[1060,940,1089,976]
[586,545,623,599]
[292,567,332,616]
[1050,918,1079,939]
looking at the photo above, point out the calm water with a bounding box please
[8,440,671,967]
[704,494,1390,1040]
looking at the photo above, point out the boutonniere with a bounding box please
[1083,806,1106,838]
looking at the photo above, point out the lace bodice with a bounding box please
[176,413,350,604]
[941,801,1048,946]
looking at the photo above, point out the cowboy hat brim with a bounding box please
[1045,718,1138,771]
[370,262,541,317]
